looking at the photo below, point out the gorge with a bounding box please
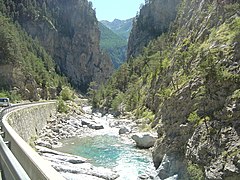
[0,0,240,180]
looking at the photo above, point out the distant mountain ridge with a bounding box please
[99,22,127,68]
[101,18,133,40]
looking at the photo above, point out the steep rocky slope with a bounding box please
[151,1,240,179]
[1,0,113,93]
[0,15,65,100]
[92,0,240,179]
[127,0,181,58]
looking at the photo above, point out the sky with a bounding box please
[90,0,145,21]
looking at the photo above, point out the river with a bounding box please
[54,118,156,179]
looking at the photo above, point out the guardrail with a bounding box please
[0,105,30,180]
[0,136,30,180]
[0,102,65,180]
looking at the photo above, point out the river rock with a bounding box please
[39,148,119,180]
[82,118,104,130]
[119,126,131,135]
[89,123,104,130]
[131,133,157,148]
[61,172,105,180]
[164,174,178,180]
[35,139,52,149]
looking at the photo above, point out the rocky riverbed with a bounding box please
[35,104,157,180]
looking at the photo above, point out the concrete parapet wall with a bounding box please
[1,102,65,180]
[6,102,56,143]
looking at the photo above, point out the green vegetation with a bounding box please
[187,162,204,180]
[60,87,74,101]
[187,111,201,123]
[0,0,70,101]
[0,90,21,103]
[101,18,133,40]
[0,15,67,100]
[99,22,127,68]
[89,1,240,126]
[232,89,240,100]
[57,86,77,113]
[57,98,69,113]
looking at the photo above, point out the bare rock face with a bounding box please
[150,0,240,179]
[20,0,113,92]
[127,0,181,59]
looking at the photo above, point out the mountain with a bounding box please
[99,22,127,68]
[0,14,66,101]
[99,18,134,68]
[101,18,133,40]
[127,0,181,58]
[0,0,113,93]
[91,0,240,179]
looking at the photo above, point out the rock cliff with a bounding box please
[1,0,113,93]
[151,0,240,179]
[127,0,181,58]
[0,14,64,100]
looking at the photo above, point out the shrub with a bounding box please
[111,92,124,111]
[0,91,8,98]
[0,90,22,103]
[187,111,201,123]
[60,87,73,101]
[57,98,69,113]
[187,162,204,180]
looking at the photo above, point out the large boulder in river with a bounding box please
[119,126,131,135]
[82,118,104,130]
[89,123,104,130]
[131,133,157,149]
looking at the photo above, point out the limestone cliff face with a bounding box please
[150,0,240,179]
[19,0,113,92]
[127,0,181,58]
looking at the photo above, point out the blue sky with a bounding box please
[90,0,145,21]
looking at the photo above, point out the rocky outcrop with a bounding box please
[151,0,240,179]
[14,0,114,92]
[132,133,157,149]
[127,0,181,58]
[82,118,104,130]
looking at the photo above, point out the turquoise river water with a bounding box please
[55,134,156,179]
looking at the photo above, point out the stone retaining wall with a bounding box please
[0,102,64,180]
[6,102,56,144]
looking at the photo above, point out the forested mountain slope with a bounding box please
[0,14,66,100]
[91,0,240,179]
[101,18,133,40]
[0,0,113,93]
[99,22,127,69]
